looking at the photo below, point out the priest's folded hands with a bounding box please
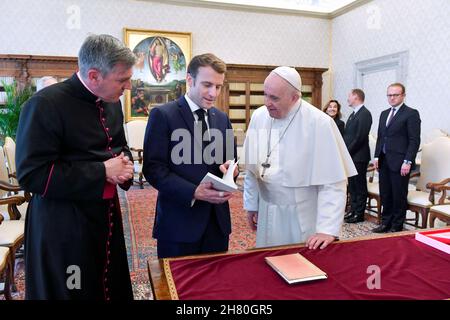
[104,152,134,185]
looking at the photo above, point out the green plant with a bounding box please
[0,81,33,144]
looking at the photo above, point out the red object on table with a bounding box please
[166,234,450,300]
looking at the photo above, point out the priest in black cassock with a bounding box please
[15,34,137,300]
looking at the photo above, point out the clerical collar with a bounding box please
[76,72,100,101]
[185,93,208,114]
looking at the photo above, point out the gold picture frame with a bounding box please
[123,28,192,122]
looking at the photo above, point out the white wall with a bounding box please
[0,0,331,105]
[331,0,450,138]
[5,0,449,124]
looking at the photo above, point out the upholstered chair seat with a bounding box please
[406,137,450,228]
[0,246,12,299]
[0,220,24,246]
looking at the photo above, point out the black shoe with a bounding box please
[388,227,403,233]
[344,211,354,219]
[345,214,365,224]
[372,224,390,233]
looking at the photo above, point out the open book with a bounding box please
[265,253,328,284]
[200,159,238,192]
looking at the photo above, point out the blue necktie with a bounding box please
[383,108,396,153]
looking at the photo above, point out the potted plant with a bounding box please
[0,81,33,144]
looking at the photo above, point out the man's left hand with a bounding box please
[219,160,239,178]
[400,163,411,176]
[306,233,336,250]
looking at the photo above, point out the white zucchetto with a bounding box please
[271,66,302,92]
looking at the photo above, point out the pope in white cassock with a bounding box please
[243,66,357,250]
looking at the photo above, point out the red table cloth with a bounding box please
[164,233,450,300]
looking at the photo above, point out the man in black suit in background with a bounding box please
[373,83,421,233]
[343,89,372,223]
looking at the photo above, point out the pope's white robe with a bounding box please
[243,100,357,248]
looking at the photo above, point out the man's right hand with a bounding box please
[247,211,258,230]
[104,152,134,185]
[373,159,379,171]
[194,182,233,204]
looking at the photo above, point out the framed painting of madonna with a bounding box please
[123,28,192,122]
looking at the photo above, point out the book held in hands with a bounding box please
[200,159,238,192]
[265,253,327,284]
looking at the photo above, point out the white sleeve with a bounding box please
[243,170,259,211]
[315,180,347,237]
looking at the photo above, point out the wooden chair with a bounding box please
[0,194,24,300]
[0,146,29,292]
[428,178,450,227]
[3,138,28,218]
[366,133,383,223]
[366,163,381,223]
[125,120,147,188]
[3,137,17,184]
[415,129,449,167]
[0,244,12,300]
[406,137,450,228]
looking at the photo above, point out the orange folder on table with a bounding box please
[265,253,327,284]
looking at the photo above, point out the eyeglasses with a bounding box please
[387,94,403,98]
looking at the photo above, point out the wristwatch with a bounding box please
[403,160,412,165]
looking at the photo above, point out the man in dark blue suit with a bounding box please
[343,89,372,224]
[143,53,238,258]
[373,83,421,233]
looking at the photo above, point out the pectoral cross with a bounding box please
[261,157,271,178]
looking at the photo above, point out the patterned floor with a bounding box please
[2,185,417,300]
[114,186,386,300]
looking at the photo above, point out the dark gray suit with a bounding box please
[344,106,372,219]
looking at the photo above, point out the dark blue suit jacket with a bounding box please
[343,106,372,163]
[142,97,236,244]
[374,104,421,172]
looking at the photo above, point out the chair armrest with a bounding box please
[0,180,23,193]
[410,171,421,179]
[130,147,144,164]
[0,195,27,220]
[426,178,450,205]
[426,178,450,189]
[433,184,450,205]
[366,163,376,182]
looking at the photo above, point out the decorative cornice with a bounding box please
[134,0,373,19]
[330,0,373,18]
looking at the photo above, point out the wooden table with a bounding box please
[147,228,449,300]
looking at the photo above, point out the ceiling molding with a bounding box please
[331,0,373,18]
[135,0,373,19]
